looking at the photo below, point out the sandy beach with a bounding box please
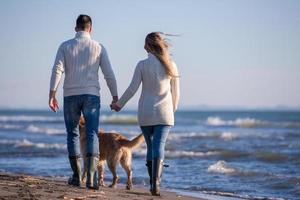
[0,172,201,200]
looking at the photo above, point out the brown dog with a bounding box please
[79,117,144,190]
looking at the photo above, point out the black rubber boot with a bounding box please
[152,158,163,196]
[68,156,82,186]
[146,161,152,192]
[86,156,99,190]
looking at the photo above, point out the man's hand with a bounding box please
[49,90,59,112]
[110,96,118,111]
[110,102,121,112]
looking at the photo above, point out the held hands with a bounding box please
[110,96,121,112]
[49,91,59,112]
[110,103,121,112]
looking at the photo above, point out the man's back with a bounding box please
[50,31,117,97]
[61,31,101,96]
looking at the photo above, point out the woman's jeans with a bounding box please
[64,94,100,158]
[140,125,171,161]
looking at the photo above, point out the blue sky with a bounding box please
[0,0,299,109]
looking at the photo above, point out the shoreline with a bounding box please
[0,172,202,200]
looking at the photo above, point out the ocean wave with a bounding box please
[0,115,63,123]
[220,132,238,140]
[206,116,268,128]
[0,139,66,150]
[0,123,66,135]
[166,150,220,158]
[134,148,220,158]
[207,160,261,177]
[200,190,284,200]
[168,132,238,141]
[0,123,21,129]
[26,125,65,135]
[207,160,237,174]
[100,114,138,124]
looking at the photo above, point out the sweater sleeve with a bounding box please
[49,44,65,91]
[99,45,118,97]
[170,61,180,112]
[116,62,142,108]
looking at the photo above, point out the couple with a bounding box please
[48,14,180,196]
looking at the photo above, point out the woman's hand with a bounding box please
[110,102,121,112]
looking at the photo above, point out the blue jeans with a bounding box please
[64,94,100,157]
[140,125,171,161]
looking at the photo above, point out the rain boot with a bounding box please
[86,156,99,190]
[152,158,163,196]
[146,160,152,192]
[68,156,82,186]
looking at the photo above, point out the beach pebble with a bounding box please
[99,191,105,195]
[74,197,86,200]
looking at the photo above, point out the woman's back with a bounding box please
[140,54,171,98]
[116,53,179,126]
[137,54,175,126]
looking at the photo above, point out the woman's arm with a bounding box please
[115,62,142,109]
[170,62,180,112]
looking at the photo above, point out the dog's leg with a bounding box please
[98,159,105,187]
[107,159,119,188]
[81,156,87,183]
[120,152,133,190]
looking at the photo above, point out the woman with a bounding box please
[111,32,180,196]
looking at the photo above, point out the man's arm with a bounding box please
[49,44,65,112]
[99,45,118,103]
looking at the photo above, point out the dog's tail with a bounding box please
[120,134,144,150]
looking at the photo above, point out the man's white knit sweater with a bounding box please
[50,31,118,97]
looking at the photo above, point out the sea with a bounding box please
[0,109,299,200]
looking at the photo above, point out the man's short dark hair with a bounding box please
[76,14,92,30]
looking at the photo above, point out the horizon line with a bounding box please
[0,105,300,112]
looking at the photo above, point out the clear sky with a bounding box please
[0,0,299,109]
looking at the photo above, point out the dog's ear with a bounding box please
[79,116,85,127]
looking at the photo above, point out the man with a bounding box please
[49,14,118,189]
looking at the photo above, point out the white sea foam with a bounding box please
[134,148,220,158]
[206,117,268,128]
[168,132,214,140]
[207,160,237,174]
[207,160,263,177]
[168,132,238,141]
[220,132,237,140]
[26,125,65,135]
[100,114,138,124]
[201,190,284,200]
[0,123,21,129]
[165,150,220,158]
[0,115,63,122]
[0,139,66,150]
[206,117,227,126]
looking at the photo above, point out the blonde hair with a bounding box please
[145,32,179,78]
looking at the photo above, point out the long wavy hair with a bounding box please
[144,32,179,78]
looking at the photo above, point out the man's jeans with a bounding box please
[140,125,171,161]
[64,94,100,157]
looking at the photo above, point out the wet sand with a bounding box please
[0,172,201,200]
